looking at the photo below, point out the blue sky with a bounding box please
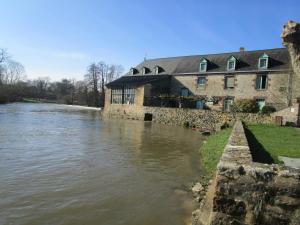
[1,0,300,81]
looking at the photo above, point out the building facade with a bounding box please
[105,47,299,114]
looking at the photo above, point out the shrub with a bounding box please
[231,99,259,113]
[261,106,276,114]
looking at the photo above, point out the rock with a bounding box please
[275,195,300,207]
[192,182,204,195]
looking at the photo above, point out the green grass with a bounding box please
[246,124,300,163]
[200,128,232,177]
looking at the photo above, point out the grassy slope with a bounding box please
[200,128,232,177]
[247,124,300,163]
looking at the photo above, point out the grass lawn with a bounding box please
[200,128,232,177]
[245,124,300,164]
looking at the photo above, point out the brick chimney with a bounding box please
[239,47,245,52]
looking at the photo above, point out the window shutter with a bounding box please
[227,77,234,88]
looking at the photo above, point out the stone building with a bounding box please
[105,21,300,122]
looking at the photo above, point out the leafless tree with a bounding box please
[33,77,50,100]
[1,60,26,84]
[85,63,100,106]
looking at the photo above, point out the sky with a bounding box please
[1,0,300,81]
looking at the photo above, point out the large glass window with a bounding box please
[256,74,267,90]
[124,87,135,104]
[197,76,206,88]
[225,76,235,89]
[111,89,123,104]
[111,87,136,104]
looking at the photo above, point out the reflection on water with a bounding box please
[0,103,204,225]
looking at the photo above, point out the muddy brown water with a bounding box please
[0,103,204,225]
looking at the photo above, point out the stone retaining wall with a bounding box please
[193,121,300,225]
[104,105,274,130]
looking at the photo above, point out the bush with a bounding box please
[231,99,259,113]
[261,106,276,114]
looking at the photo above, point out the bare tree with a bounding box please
[85,63,100,107]
[0,49,9,85]
[33,77,50,100]
[1,60,26,84]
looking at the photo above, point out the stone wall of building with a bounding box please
[193,121,300,225]
[104,105,275,130]
[171,72,289,111]
[273,102,300,126]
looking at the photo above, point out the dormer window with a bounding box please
[258,53,269,69]
[227,56,236,71]
[199,58,208,72]
[130,68,138,75]
[142,67,149,75]
[154,66,161,74]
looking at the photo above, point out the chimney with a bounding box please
[239,47,245,52]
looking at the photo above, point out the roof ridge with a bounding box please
[144,47,287,62]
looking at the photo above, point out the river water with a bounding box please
[0,103,204,225]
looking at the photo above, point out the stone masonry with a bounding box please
[193,121,300,225]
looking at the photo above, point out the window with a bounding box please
[199,58,208,72]
[142,67,149,75]
[223,98,233,112]
[227,56,236,71]
[181,88,189,97]
[258,53,269,69]
[256,98,265,111]
[256,74,267,90]
[197,76,206,88]
[124,87,135,104]
[154,66,162,74]
[130,68,138,75]
[225,76,235,89]
[111,87,136,105]
[111,89,123,104]
[196,100,204,109]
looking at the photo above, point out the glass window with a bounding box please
[256,99,265,111]
[196,100,204,109]
[197,77,206,88]
[227,56,236,71]
[225,76,235,89]
[223,99,233,112]
[124,87,135,104]
[111,87,136,105]
[111,89,123,104]
[200,63,207,72]
[256,74,267,90]
[181,88,189,97]
[258,53,269,69]
[259,58,267,68]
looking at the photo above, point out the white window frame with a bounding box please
[199,58,208,72]
[258,53,269,69]
[227,56,236,71]
[256,74,267,90]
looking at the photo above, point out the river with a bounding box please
[0,103,204,225]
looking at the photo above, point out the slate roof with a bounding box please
[129,48,289,75]
[106,75,170,87]
[107,48,290,87]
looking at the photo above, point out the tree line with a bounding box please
[0,48,123,106]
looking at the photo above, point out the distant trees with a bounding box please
[0,48,123,106]
[85,62,123,107]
